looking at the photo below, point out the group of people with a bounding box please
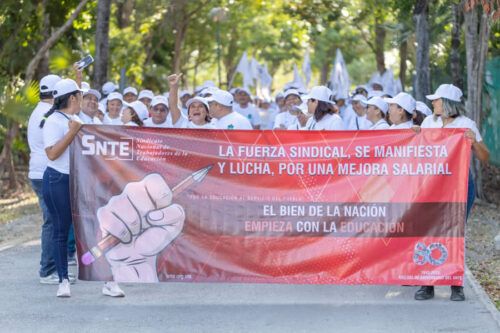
[28,64,489,300]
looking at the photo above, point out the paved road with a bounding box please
[0,240,499,333]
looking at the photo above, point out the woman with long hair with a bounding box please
[303,86,344,130]
[414,84,489,302]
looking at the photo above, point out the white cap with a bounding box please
[179,90,191,98]
[107,92,123,102]
[229,88,238,95]
[80,81,90,92]
[186,96,210,110]
[40,74,62,93]
[302,86,335,105]
[52,79,82,98]
[368,90,384,98]
[123,87,138,96]
[199,86,218,97]
[385,92,416,114]
[416,101,432,116]
[426,84,462,102]
[138,89,154,100]
[275,92,284,99]
[102,82,117,95]
[206,89,234,107]
[202,80,216,88]
[365,96,389,114]
[151,95,169,108]
[284,89,301,100]
[352,94,367,103]
[128,100,149,120]
[83,88,101,100]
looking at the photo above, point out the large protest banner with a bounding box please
[71,126,470,285]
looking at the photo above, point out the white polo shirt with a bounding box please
[213,111,252,130]
[304,113,344,131]
[421,115,482,142]
[43,111,82,175]
[390,120,413,129]
[27,101,52,179]
[186,121,215,129]
[369,119,390,130]
[78,112,102,125]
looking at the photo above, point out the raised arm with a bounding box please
[167,73,183,125]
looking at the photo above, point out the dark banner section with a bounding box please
[71,126,470,285]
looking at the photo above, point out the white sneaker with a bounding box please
[40,273,59,285]
[56,279,71,297]
[102,282,125,297]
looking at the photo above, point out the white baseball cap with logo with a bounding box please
[129,100,149,120]
[365,96,389,114]
[40,74,62,94]
[52,79,82,98]
[102,82,117,95]
[384,92,416,114]
[83,88,102,100]
[426,84,462,102]
[151,95,169,108]
[416,101,432,116]
[123,87,138,96]
[302,86,335,105]
[138,89,154,100]
[206,89,234,107]
[107,92,123,102]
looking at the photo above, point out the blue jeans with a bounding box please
[466,170,475,220]
[42,167,72,282]
[30,179,56,277]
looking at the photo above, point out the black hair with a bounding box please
[126,107,144,127]
[314,100,334,121]
[39,92,54,100]
[39,91,79,128]
[413,110,426,126]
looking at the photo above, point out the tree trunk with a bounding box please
[374,20,386,73]
[413,0,431,102]
[450,3,464,90]
[320,61,330,86]
[464,4,491,199]
[172,0,189,75]
[116,0,134,29]
[93,0,111,91]
[399,40,407,92]
[0,123,19,190]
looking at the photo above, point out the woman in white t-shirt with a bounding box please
[103,92,123,125]
[167,73,214,129]
[386,92,416,129]
[303,86,344,131]
[365,96,390,130]
[41,79,125,299]
[414,84,489,302]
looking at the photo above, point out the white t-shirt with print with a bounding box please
[234,103,262,127]
[273,111,298,129]
[304,113,344,131]
[213,111,252,130]
[421,115,482,142]
[27,101,52,179]
[43,111,82,175]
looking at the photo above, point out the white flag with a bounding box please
[330,49,350,99]
[235,52,253,89]
[293,64,304,89]
[302,50,312,88]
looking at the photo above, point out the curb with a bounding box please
[465,266,500,329]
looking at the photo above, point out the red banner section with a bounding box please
[71,126,471,285]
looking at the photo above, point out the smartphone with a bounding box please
[76,55,94,70]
